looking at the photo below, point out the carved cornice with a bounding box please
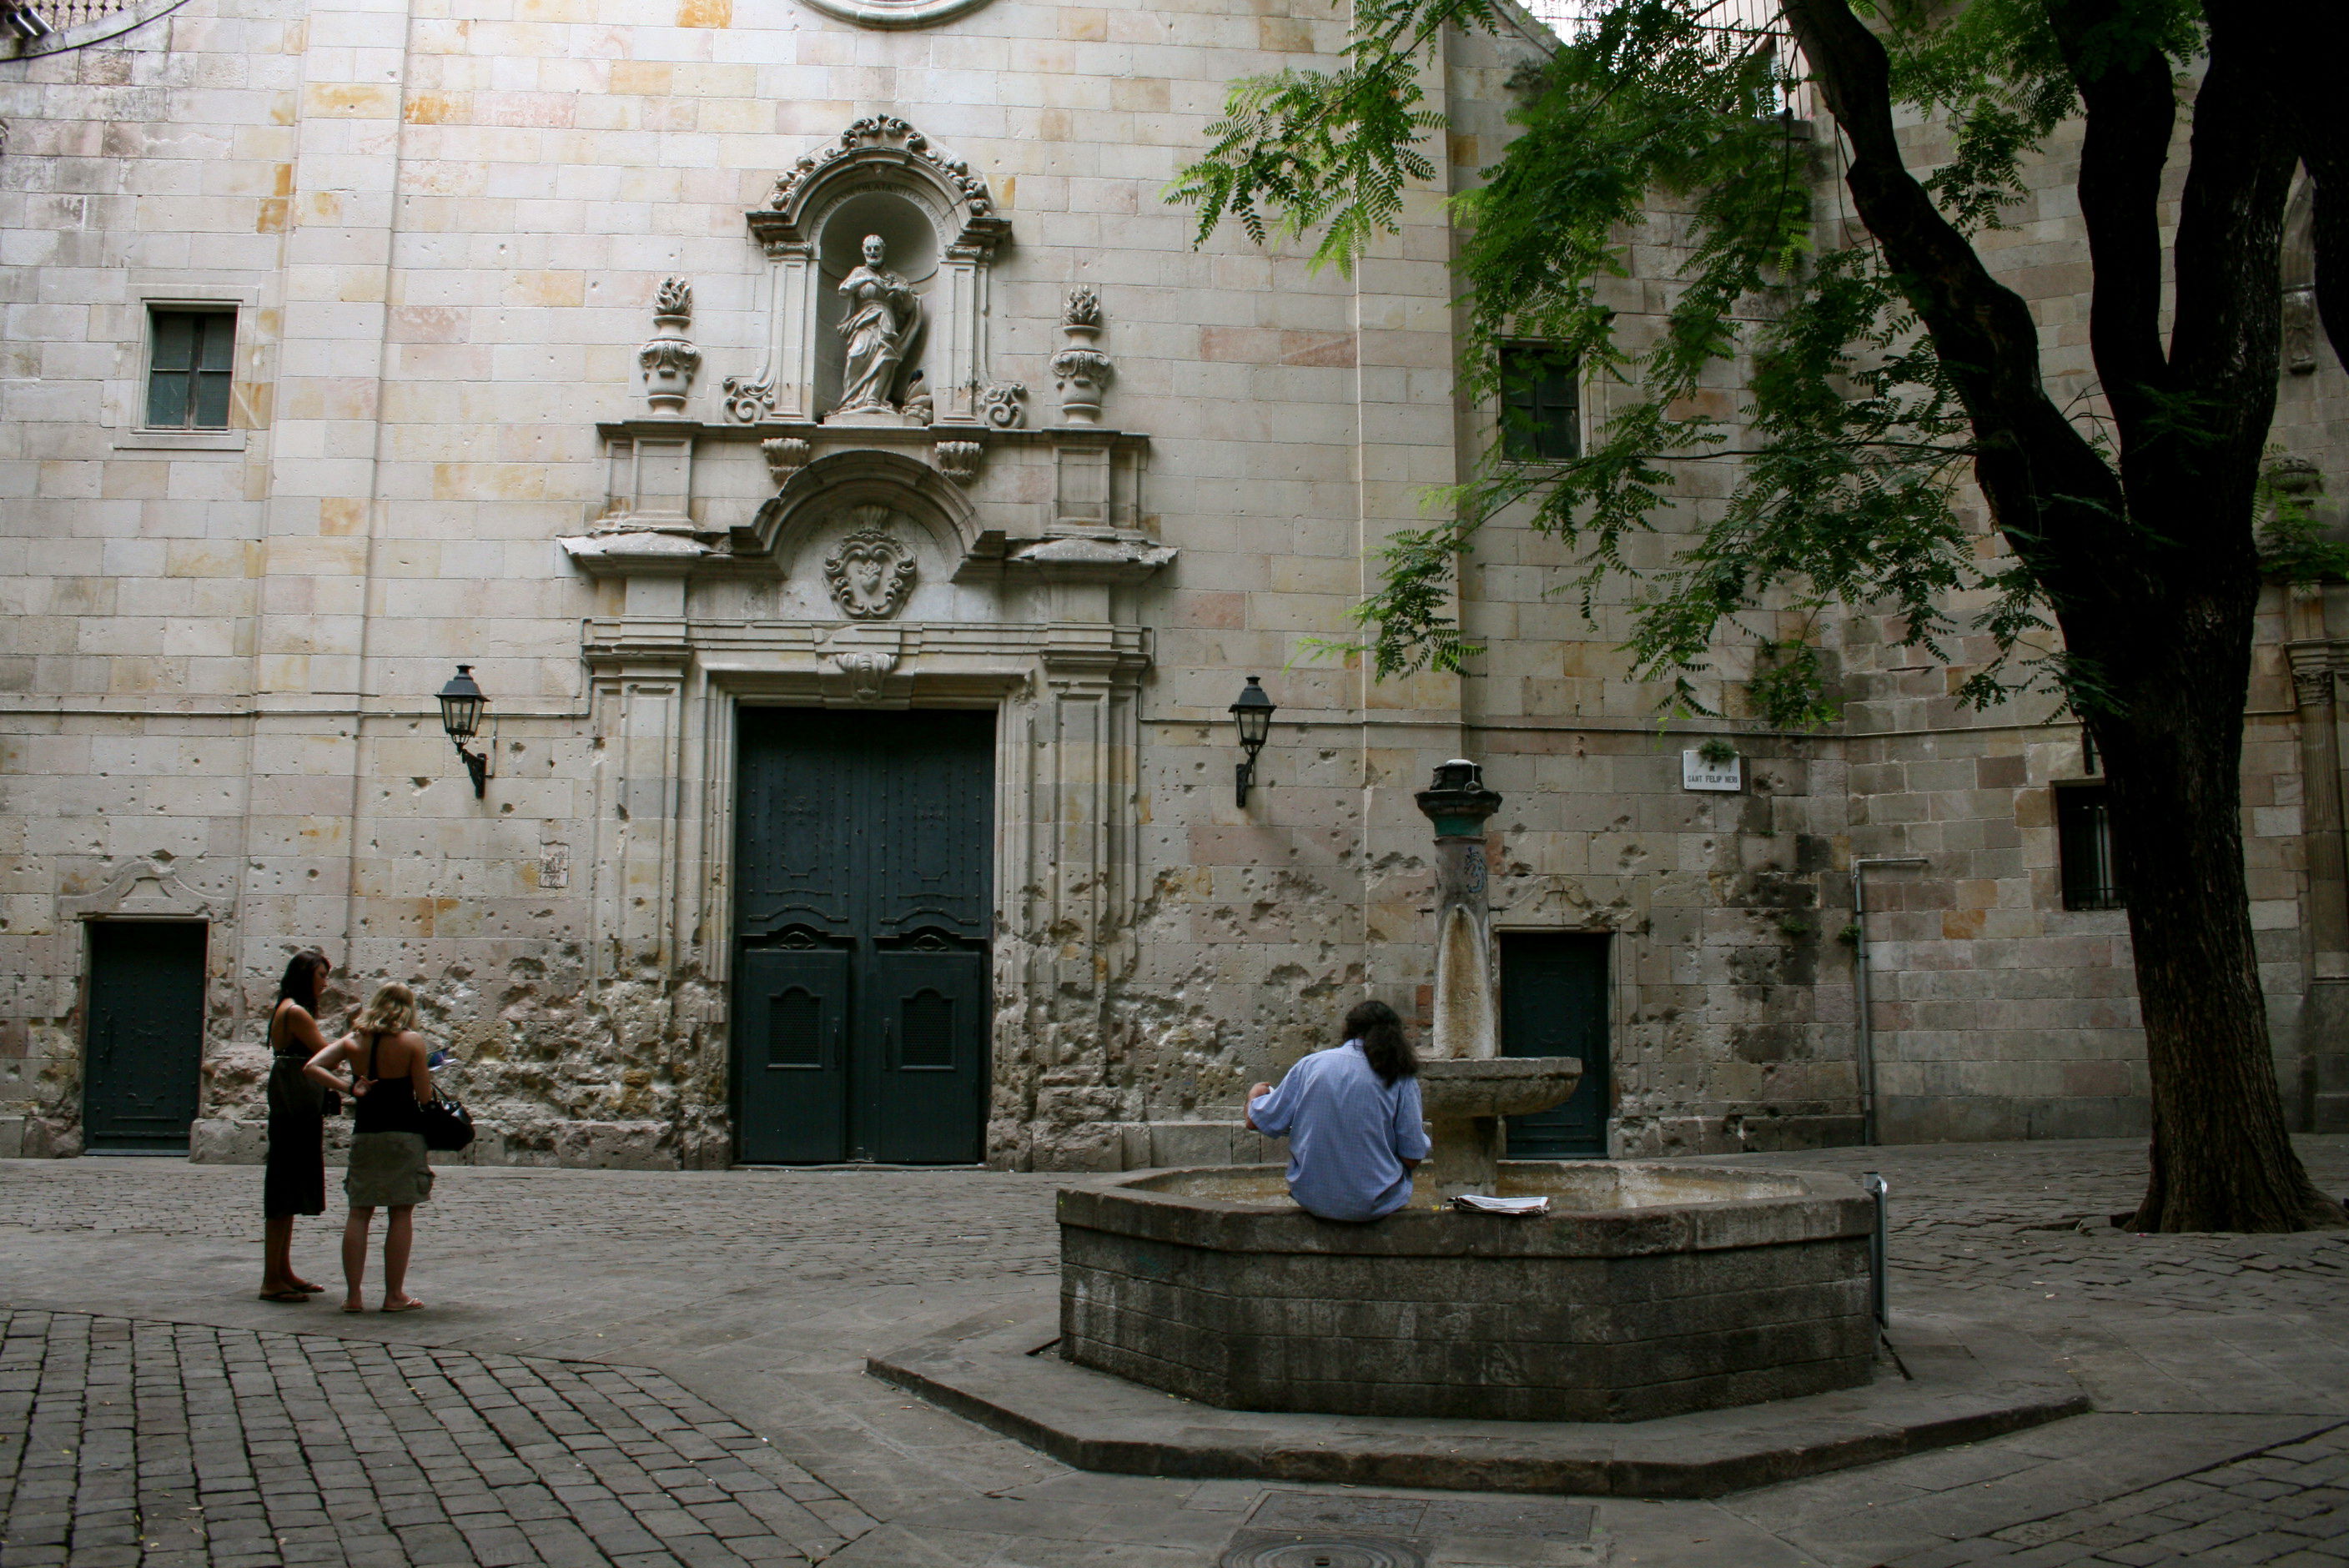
[750,117,1008,257]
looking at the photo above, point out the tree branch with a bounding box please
[2043,0,2177,428]
[1778,0,2127,606]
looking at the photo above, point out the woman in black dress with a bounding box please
[261,949,341,1302]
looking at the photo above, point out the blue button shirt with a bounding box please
[1246,1041,1431,1222]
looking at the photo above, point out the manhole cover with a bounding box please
[1219,1530,1429,1568]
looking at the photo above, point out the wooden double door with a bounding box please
[732,708,993,1164]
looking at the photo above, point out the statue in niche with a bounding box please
[834,234,922,418]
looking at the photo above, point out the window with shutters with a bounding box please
[145,308,236,430]
[2056,783,2123,911]
[1499,342,1581,463]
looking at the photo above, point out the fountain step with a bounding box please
[869,1300,2087,1499]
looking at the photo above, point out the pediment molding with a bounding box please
[59,857,231,922]
[750,116,1005,259]
[792,0,998,31]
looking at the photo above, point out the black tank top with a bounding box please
[353,1031,419,1135]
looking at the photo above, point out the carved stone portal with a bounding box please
[822,510,918,619]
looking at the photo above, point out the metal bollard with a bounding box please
[1860,1170,1889,1328]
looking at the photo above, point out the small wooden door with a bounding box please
[733,708,993,1163]
[1499,932,1610,1158]
[83,921,207,1152]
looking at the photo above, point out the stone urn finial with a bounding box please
[639,277,701,416]
[1051,284,1113,425]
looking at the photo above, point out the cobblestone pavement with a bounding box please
[2,1138,2346,1568]
[0,1163,1059,1289]
[0,1309,872,1568]
[1727,1140,2349,1318]
[1882,1420,2349,1567]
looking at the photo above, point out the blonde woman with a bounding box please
[306,982,434,1313]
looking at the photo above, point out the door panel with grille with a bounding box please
[734,709,992,1164]
[736,946,851,1163]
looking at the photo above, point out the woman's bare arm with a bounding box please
[278,1000,333,1058]
[304,1035,356,1093]
[403,1031,435,1103]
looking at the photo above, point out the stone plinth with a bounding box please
[1059,1162,1875,1423]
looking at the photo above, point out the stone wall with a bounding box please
[0,0,2343,1164]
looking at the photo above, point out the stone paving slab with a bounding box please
[1874,1418,2349,1567]
[869,1299,2089,1499]
[0,1309,873,1568]
[4,1141,2347,1568]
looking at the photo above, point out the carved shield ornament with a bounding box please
[822,510,918,620]
[793,0,996,27]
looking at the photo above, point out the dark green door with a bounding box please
[83,921,207,1152]
[733,709,993,1163]
[1499,932,1610,1158]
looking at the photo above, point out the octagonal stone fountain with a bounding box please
[1058,760,1877,1423]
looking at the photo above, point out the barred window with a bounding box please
[145,308,235,430]
[2057,784,2123,911]
[1500,343,1581,463]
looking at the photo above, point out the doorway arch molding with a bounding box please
[742,448,980,578]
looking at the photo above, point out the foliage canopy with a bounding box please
[1172,0,2220,726]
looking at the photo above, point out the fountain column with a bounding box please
[1416,759,1507,1195]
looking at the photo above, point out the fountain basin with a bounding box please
[1417,1057,1582,1197]
[1059,1161,1875,1423]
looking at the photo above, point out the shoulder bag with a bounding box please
[415,1093,475,1153]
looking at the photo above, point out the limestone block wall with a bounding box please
[2,0,2341,1164]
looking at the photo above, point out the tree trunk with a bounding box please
[1783,0,2346,1231]
[2095,616,2348,1233]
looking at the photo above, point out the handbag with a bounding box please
[414,1094,474,1153]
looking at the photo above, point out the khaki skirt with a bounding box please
[345,1131,434,1208]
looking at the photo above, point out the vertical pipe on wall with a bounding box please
[2288,632,2349,1131]
[1851,857,1926,1145]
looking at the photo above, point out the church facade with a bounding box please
[1,0,2342,1168]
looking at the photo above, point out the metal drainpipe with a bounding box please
[1851,857,1927,1145]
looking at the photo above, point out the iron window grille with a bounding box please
[1499,343,1582,463]
[145,307,236,430]
[2056,783,2124,911]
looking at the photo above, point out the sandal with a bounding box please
[258,1289,312,1304]
[380,1299,426,1313]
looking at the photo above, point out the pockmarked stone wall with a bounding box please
[0,0,2344,1166]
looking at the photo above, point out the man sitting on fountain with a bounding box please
[1244,999,1431,1222]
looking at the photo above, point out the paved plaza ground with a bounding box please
[3,1138,2347,1567]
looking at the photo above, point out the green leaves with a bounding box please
[1171,0,2180,727]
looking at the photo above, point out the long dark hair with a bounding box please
[1345,999,1416,1086]
[275,949,329,1018]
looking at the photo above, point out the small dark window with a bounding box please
[2057,784,2123,910]
[146,308,236,430]
[1500,343,1581,462]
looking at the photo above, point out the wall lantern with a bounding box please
[435,664,493,798]
[1230,675,1276,807]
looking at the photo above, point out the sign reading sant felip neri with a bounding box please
[1683,749,1743,792]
